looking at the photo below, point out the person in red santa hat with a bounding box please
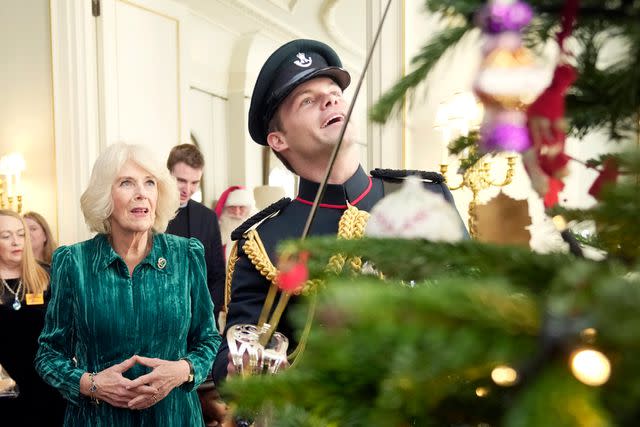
[215,186,254,262]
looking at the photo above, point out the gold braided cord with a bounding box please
[350,256,363,272]
[224,242,239,312]
[242,205,369,289]
[326,253,346,274]
[289,204,370,362]
[337,204,370,240]
[288,291,317,365]
[330,204,369,274]
[242,230,278,285]
[300,278,323,296]
[239,205,371,363]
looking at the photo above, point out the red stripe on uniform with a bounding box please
[295,177,373,209]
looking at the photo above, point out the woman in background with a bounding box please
[0,209,65,426]
[23,211,58,265]
[36,143,220,426]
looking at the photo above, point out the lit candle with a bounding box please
[6,175,13,198]
[15,173,21,197]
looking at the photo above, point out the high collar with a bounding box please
[296,165,372,209]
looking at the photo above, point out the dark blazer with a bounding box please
[166,199,226,328]
[212,166,467,382]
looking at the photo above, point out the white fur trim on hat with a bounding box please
[225,188,254,207]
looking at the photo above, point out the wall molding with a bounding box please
[267,0,299,12]
[50,0,101,244]
[366,0,405,170]
[216,0,301,41]
[320,0,364,61]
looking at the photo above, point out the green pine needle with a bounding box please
[369,25,471,124]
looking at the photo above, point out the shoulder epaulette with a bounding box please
[370,168,444,184]
[230,197,291,241]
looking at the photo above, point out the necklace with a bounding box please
[1,277,23,310]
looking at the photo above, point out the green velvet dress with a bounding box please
[35,233,221,426]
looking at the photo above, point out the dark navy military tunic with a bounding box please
[212,165,463,382]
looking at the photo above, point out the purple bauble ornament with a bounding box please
[477,0,533,34]
[481,121,531,152]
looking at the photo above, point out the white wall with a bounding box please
[0,0,58,239]
[185,12,237,205]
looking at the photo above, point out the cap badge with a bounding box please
[157,257,167,269]
[294,52,312,68]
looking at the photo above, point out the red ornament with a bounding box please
[276,252,309,294]
[523,0,580,208]
[524,63,576,207]
[528,63,576,175]
[588,158,620,199]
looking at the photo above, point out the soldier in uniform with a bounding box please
[212,39,466,383]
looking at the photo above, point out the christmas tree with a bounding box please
[222,1,640,425]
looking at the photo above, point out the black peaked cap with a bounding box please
[248,39,351,145]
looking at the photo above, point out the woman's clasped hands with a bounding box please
[80,355,191,410]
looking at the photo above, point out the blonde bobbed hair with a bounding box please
[80,143,179,234]
[0,209,49,296]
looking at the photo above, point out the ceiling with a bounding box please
[175,0,366,65]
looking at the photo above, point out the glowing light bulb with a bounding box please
[475,386,489,397]
[552,215,567,231]
[570,348,611,386]
[491,365,518,386]
[580,328,598,344]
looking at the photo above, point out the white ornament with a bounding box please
[366,176,464,242]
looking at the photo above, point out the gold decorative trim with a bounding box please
[337,203,370,240]
[241,205,371,363]
[224,241,240,312]
[243,204,370,290]
[242,230,279,285]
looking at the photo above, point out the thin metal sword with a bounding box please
[258,0,394,348]
[300,0,393,240]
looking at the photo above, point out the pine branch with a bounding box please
[552,150,640,264]
[447,131,483,170]
[369,25,471,124]
[279,237,587,290]
[223,278,540,425]
[222,271,639,425]
[370,0,640,139]
[220,3,640,425]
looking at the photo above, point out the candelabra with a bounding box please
[0,153,25,214]
[0,196,22,214]
[0,185,23,214]
[440,155,516,238]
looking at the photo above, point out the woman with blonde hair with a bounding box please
[36,143,220,426]
[23,211,58,265]
[0,209,65,425]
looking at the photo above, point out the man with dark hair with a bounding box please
[165,143,225,325]
[166,144,228,425]
[213,39,466,383]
